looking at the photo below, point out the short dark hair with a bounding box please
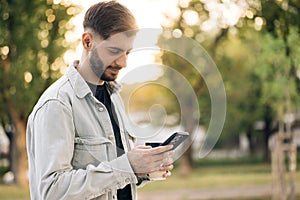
[83,1,138,39]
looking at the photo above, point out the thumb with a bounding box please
[136,145,152,149]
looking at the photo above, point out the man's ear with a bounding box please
[82,32,93,50]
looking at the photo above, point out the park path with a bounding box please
[138,184,300,200]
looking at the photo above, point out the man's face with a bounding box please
[89,32,135,82]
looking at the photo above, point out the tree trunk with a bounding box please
[262,105,274,162]
[179,144,193,176]
[246,129,255,155]
[179,97,197,176]
[6,101,28,186]
[1,46,28,186]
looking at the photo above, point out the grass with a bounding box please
[0,157,299,200]
[0,185,30,200]
[138,160,275,192]
[138,157,300,200]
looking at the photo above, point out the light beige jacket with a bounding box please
[26,64,139,200]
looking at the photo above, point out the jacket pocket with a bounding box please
[72,137,112,170]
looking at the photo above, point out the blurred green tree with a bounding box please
[0,0,80,186]
[158,0,300,171]
[245,0,300,159]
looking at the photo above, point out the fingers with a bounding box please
[149,145,173,155]
[162,170,172,178]
[148,145,174,169]
[135,145,152,150]
[152,151,174,164]
[134,144,173,156]
[160,156,174,169]
[160,163,173,171]
[127,145,175,175]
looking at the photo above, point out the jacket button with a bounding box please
[108,135,114,140]
[98,107,104,112]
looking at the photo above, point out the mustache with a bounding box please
[106,66,122,70]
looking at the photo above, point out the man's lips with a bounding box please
[107,66,122,74]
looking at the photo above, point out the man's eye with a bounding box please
[109,49,122,55]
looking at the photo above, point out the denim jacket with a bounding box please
[26,64,138,200]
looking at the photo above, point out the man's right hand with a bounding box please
[127,145,174,175]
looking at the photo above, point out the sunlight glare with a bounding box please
[183,10,199,26]
[200,0,248,31]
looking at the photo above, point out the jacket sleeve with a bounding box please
[27,99,137,199]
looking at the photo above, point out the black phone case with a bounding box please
[161,132,189,150]
[146,132,189,150]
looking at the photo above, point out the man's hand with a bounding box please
[127,145,174,176]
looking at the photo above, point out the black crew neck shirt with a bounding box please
[87,82,132,200]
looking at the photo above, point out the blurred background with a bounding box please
[0,0,300,199]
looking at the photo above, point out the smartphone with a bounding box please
[146,131,189,150]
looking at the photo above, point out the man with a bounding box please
[26,1,174,200]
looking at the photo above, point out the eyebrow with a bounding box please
[108,46,133,53]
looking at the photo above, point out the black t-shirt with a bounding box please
[88,82,132,200]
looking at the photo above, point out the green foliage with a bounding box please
[261,0,300,38]
[252,29,300,110]
[0,0,81,121]
[159,0,300,152]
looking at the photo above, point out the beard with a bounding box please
[89,48,119,82]
[100,68,118,81]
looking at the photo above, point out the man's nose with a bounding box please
[115,53,127,68]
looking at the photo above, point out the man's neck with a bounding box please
[75,59,104,85]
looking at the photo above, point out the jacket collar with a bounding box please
[66,61,122,98]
